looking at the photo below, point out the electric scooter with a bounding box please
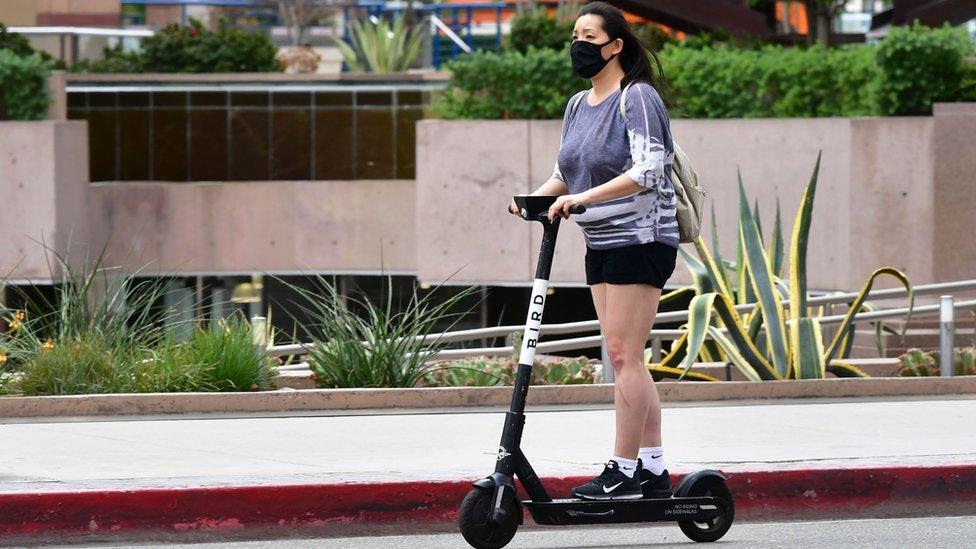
[458,195,734,549]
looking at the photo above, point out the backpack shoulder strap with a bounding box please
[570,89,587,115]
[618,81,634,119]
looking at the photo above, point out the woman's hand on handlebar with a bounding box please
[508,197,521,218]
[547,193,590,222]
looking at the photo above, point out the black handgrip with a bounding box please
[569,204,587,215]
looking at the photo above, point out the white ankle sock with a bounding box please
[638,446,665,475]
[612,456,638,478]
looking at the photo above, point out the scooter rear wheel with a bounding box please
[677,477,734,542]
[458,486,520,549]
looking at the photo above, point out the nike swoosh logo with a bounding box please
[603,481,623,493]
[640,480,650,485]
[651,454,662,459]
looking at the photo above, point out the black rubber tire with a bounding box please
[458,486,520,549]
[677,479,735,542]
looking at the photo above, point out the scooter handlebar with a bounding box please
[506,203,587,217]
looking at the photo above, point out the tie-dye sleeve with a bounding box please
[552,160,564,182]
[622,82,674,190]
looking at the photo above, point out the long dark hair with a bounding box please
[578,1,669,104]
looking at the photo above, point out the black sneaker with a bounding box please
[639,465,673,499]
[571,460,642,500]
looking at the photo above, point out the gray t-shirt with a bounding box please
[552,81,679,250]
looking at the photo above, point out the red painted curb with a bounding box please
[2,464,974,536]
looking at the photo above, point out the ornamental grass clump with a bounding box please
[152,315,277,392]
[2,245,274,395]
[4,246,179,395]
[284,275,481,388]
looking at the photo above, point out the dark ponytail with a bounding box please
[578,1,670,105]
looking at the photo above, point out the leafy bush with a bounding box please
[0,23,63,66]
[506,7,575,53]
[446,23,973,120]
[72,18,282,73]
[1,23,40,57]
[0,50,51,120]
[434,46,587,120]
[875,23,975,116]
[661,44,877,118]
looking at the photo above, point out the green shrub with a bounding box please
[435,46,587,120]
[507,8,575,53]
[0,23,62,66]
[0,50,51,120]
[1,23,41,58]
[661,44,877,118]
[71,43,143,73]
[443,23,973,120]
[72,18,281,73]
[875,23,975,116]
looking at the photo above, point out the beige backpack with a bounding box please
[574,83,705,243]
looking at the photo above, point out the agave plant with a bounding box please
[334,15,425,73]
[656,153,914,381]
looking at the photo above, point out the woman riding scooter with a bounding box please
[508,1,678,501]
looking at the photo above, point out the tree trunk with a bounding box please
[815,12,831,46]
[292,23,303,46]
[803,2,832,46]
[405,0,415,27]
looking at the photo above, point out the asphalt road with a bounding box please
[33,515,976,549]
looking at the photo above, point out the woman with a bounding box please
[508,1,677,501]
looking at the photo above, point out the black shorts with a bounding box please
[585,241,678,289]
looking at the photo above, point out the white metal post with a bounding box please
[251,315,269,389]
[940,295,954,377]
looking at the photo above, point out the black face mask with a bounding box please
[570,38,617,79]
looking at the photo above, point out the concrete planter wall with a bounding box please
[3,102,974,288]
[0,120,90,280]
[415,104,976,291]
[0,374,973,418]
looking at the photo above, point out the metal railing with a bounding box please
[264,278,976,375]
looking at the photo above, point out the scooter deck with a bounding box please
[523,496,721,526]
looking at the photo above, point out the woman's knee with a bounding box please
[604,336,643,370]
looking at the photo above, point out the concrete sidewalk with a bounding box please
[2,396,975,491]
[1,396,975,536]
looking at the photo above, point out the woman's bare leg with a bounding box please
[602,284,663,458]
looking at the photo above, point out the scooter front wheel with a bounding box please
[677,477,734,542]
[458,486,520,549]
